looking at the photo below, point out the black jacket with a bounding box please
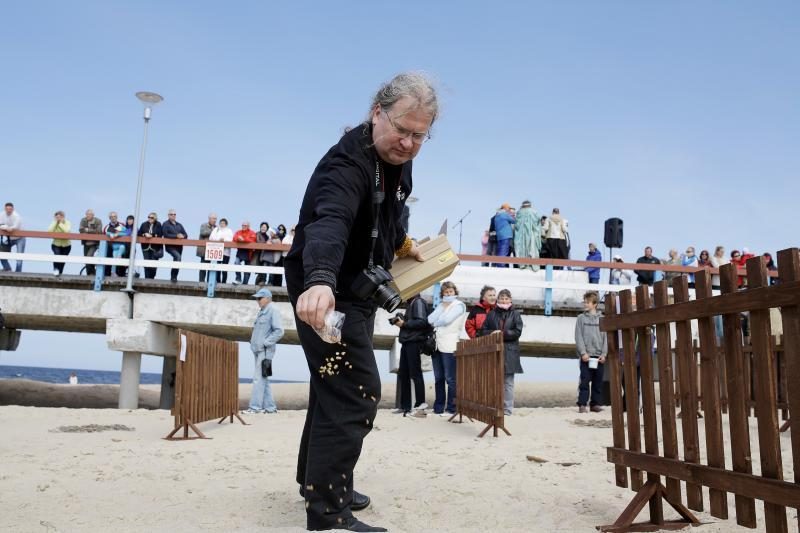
[161,220,187,251]
[479,307,524,374]
[285,124,411,301]
[398,296,432,344]
[635,256,661,284]
[137,221,163,253]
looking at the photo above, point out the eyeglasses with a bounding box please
[383,110,430,145]
[147,216,155,220]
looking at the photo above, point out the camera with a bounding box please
[388,313,405,326]
[351,265,402,312]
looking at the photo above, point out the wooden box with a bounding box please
[390,235,460,301]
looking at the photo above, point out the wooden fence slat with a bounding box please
[634,286,663,522]
[719,264,758,528]
[454,331,508,437]
[695,270,728,519]
[777,248,800,532]
[652,281,681,504]
[619,290,643,491]
[673,276,703,512]
[605,293,628,489]
[746,256,788,533]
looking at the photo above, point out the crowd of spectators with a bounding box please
[477,201,779,288]
[0,202,295,286]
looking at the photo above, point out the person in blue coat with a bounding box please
[492,204,515,267]
[586,243,602,284]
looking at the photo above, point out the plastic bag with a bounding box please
[314,310,345,344]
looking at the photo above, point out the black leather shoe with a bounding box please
[299,487,371,512]
[310,517,387,532]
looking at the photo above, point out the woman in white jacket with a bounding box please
[428,281,467,415]
[209,218,234,284]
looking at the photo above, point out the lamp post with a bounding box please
[123,91,163,294]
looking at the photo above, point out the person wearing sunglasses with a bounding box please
[137,212,163,279]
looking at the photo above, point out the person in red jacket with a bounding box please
[233,221,258,285]
[465,285,497,338]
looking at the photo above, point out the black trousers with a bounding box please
[292,298,381,530]
[142,248,159,279]
[51,244,71,274]
[399,340,426,412]
[546,238,569,269]
[199,257,210,282]
[83,243,98,275]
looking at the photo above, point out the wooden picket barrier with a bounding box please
[165,330,247,440]
[599,249,800,532]
[451,331,510,438]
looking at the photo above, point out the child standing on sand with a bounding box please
[575,291,607,413]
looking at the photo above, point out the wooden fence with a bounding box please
[165,330,247,440]
[599,248,800,533]
[452,331,510,438]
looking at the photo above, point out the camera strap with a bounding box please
[368,159,385,269]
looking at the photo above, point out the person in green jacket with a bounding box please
[48,210,72,276]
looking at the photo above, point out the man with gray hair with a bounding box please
[196,212,217,283]
[0,202,25,272]
[79,209,103,276]
[285,72,434,532]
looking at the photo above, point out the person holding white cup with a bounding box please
[575,291,607,413]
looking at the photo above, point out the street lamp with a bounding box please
[123,91,164,294]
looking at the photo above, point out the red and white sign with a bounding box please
[204,242,225,262]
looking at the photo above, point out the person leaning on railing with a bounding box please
[232,221,257,286]
[47,210,72,276]
[196,213,218,284]
[478,288,524,416]
[209,218,233,284]
[254,222,276,286]
[78,209,103,276]
[137,212,163,280]
[0,202,25,273]
[161,209,187,283]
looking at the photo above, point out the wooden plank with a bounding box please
[601,281,800,330]
[672,276,703,512]
[694,270,728,519]
[607,448,800,509]
[746,256,788,533]
[719,263,757,528]
[777,249,800,532]
[605,293,628,489]
[652,281,681,504]
[619,290,643,491]
[634,286,663,523]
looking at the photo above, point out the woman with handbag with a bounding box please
[479,289,524,415]
[428,281,467,416]
[138,212,163,279]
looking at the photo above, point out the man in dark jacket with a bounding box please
[393,294,430,415]
[635,246,660,286]
[285,73,435,532]
[78,209,103,276]
[161,209,187,282]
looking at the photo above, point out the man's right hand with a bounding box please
[581,354,590,362]
[296,285,335,330]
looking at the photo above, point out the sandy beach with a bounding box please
[2,397,795,532]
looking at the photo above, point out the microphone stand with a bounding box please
[452,210,471,254]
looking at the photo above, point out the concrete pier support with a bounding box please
[119,351,142,409]
[159,356,177,410]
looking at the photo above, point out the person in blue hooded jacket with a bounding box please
[492,203,515,267]
[586,243,602,284]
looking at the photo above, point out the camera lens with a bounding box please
[374,284,402,313]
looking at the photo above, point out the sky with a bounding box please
[1,2,798,383]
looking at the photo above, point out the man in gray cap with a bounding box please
[245,287,284,414]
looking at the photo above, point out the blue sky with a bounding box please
[1,2,798,382]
